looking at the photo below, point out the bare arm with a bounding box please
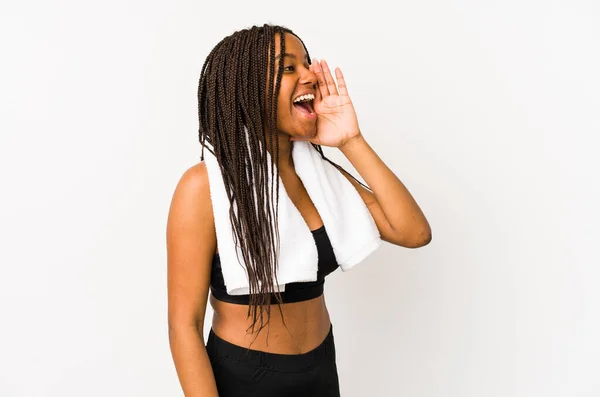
[167,162,219,397]
[306,58,431,249]
[338,134,432,248]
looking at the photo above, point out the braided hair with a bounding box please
[197,23,371,344]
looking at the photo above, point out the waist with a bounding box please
[209,293,331,354]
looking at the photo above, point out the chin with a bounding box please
[283,124,316,140]
[300,123,318,137]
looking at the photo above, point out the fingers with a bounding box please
[319,60,339,96]
[312,60,330,98]
[312,59,347,99]
[334,67,349,96]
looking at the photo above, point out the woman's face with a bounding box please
[270,33,318,140]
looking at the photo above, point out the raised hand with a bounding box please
[290,59,362,148]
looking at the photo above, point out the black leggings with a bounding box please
[206,323,341,397]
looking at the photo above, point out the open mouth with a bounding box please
[292,93,315,118]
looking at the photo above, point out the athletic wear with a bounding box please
[206,322,341,397]
[210,225,339,304]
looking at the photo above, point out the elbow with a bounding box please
[168,320,203,340]
[406,228,432,249]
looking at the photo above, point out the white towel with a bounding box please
[203,131,382,296]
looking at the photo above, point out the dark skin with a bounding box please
[269,33,431,249]
[167,33,432,364]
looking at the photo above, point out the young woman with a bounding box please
[167,24,431,397]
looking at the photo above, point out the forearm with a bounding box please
[169,325,219,397]
[339,134,431,238]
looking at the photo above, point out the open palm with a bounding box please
[291,59,361,147]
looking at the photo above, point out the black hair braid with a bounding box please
[197,24,373,349]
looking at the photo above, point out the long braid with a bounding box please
[197,24,373,348]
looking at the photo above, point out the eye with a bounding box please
[284,66,295,72]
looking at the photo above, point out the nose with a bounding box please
[299,64,317,87]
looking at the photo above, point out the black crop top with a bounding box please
[210,225,339,304]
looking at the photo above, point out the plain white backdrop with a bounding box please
[1,0,599,396]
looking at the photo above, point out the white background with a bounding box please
[1,0,599,396]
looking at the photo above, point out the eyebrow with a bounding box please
[275,53,309,62]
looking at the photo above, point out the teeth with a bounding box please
[293,93,315,103]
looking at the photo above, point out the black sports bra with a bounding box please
[209,225,339,304]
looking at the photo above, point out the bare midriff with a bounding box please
[209,292,332,354]
[209,173,331,354]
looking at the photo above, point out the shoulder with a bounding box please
[171,161,211,207]
[178,161,210,193]
[167,161,215,239]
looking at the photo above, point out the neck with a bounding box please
[265,132,295,174]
